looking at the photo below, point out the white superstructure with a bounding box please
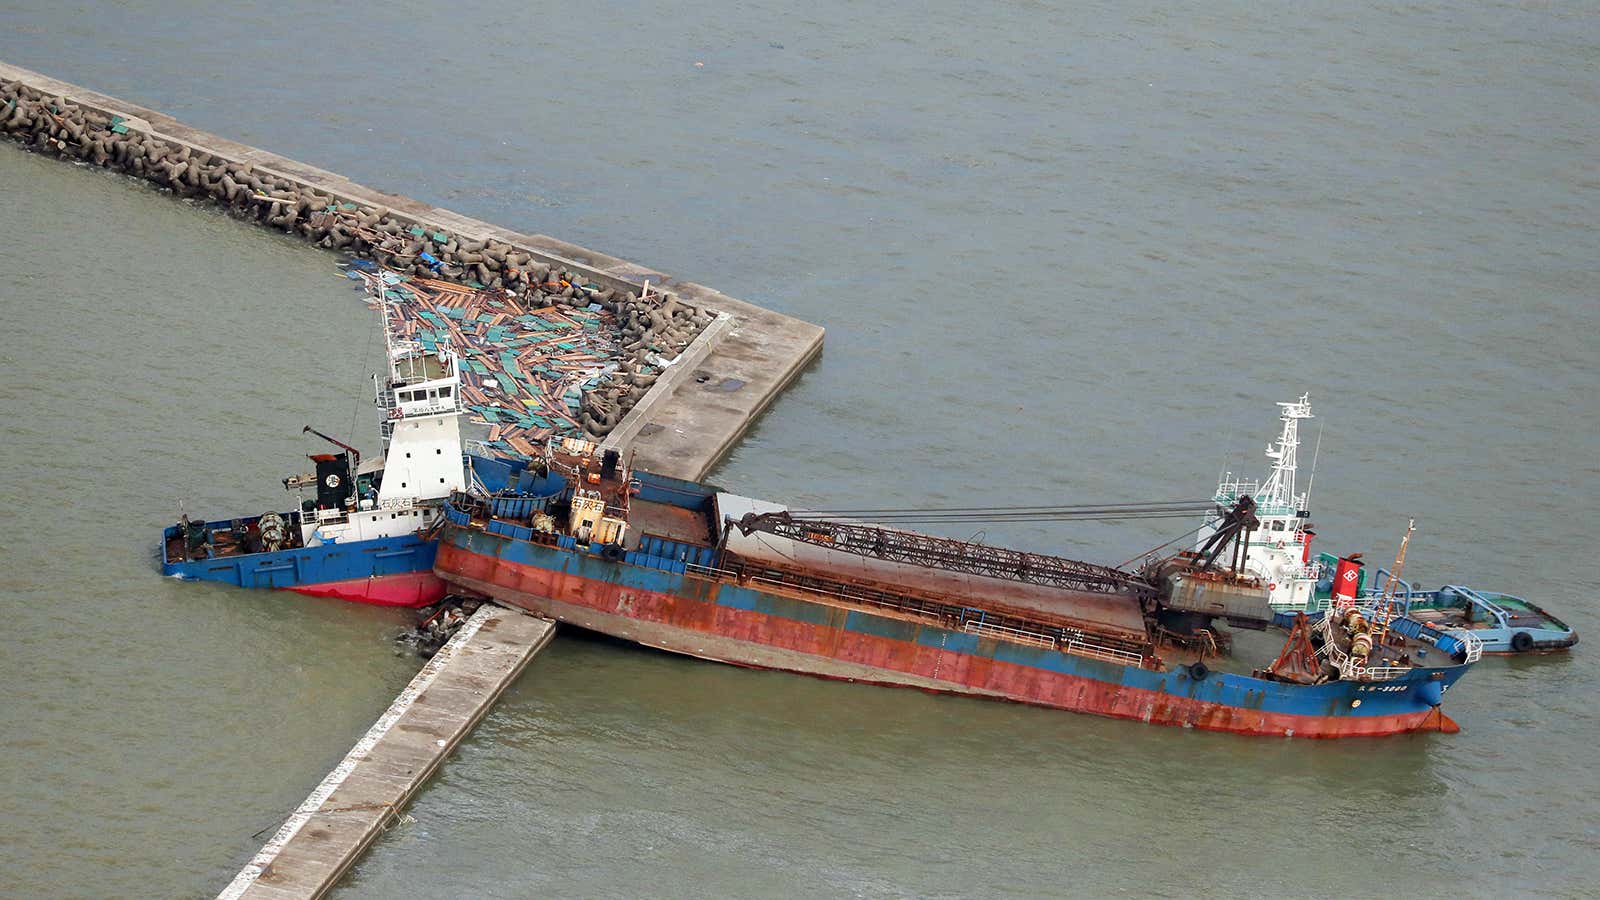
[373,339,467,507]
[1198,394,1325,611]
[295,306,467,547]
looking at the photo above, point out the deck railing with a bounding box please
[311,508,349,526]
[1314,613,1415,682]
[1339,661,1413,681]
[1062,637,1150,667]
[962,620,1057,650]
[688,561,1152,667]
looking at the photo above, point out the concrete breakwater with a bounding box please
[0,71,708,441]
[0,60,823,482]
[219,606,559,900]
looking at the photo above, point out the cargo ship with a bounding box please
[430,424,1484,738]
[159,324,471,607]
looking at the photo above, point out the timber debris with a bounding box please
[351,267,656,451]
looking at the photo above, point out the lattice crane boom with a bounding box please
[732,512,1158,598]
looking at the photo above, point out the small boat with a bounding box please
[1198,395,1576,654]
[1353,580,1576,654]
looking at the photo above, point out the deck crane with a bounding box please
[730,510,1161,599]
[302,424,361,469]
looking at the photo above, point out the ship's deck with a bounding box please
[1408,600,1566,634]
[627,499,715,547]
[723,548,1151,646]
[162,514,303,564]
[722,529,1150,641]
[710,491,1151,641]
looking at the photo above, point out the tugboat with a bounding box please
[159,323,470,607]
[430,433,1482,738]
[1198,395,1577,654]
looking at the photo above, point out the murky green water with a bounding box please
[3,1,1597,895]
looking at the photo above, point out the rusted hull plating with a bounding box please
[435,530,1464,738]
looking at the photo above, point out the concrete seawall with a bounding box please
[0,60,822,480]
[218,606,558,900]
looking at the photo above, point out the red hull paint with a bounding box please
[287,571,446,608]
[436,543,1458,738]
[723,655,1458,738]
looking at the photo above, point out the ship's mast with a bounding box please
[1372,518,1417,647]
[365,274,467,506]
[1256,393,1312,514]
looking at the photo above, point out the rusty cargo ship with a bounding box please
[434,430,1481,738]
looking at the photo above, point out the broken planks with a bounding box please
[356,270,637,458]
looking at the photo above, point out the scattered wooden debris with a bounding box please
[353,269,638,459]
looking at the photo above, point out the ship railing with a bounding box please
[463,453,490,498]
[443,494,489,524]
[1315,615,1347,663]
[685,562,1152,666]
[1317,611,1417,681]
[1281,562,1324,581]
[962,620,1057,650]
[1269,595,1332,613]
[1455,630,1485,664]
[958,620,1147,666]
[1213,479,1262,503]
[311,507,349,526]
[694,561,958,624]
[1338,660,1413,682]
[1060,637,1149,667]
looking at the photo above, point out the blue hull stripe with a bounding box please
[162,526,437,591]
[450,526,1468,721]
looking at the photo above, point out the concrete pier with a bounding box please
[218,606,556,900]
[0,60,822,481]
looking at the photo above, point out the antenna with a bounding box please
[349,289,380,452]
[1304,421,1324,512]
[1214,420,1235,495]
[1257,393,1312,513]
